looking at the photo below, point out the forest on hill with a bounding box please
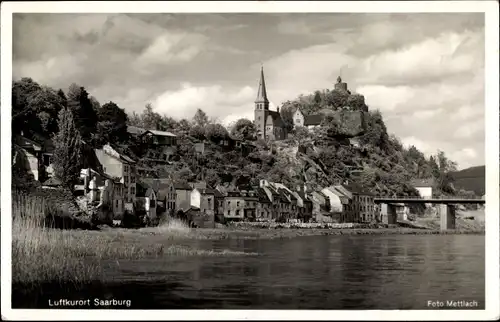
[11,77,479,198]
[450,165,486,196]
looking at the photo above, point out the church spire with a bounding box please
[255,65,269,103]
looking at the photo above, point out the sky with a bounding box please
[12,13,485,170]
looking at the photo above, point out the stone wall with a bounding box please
[331,110,366,137]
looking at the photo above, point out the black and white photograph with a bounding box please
[1,1,499,320]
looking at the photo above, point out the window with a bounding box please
[43,154,52,166]
[150,200,156,207]
[207,198,212,207]
[116,200,118,208]
[131,187,135,195]
[258,116,261,120]
[237,201,240,207]
[227,200,230,206]
[236,210,240,216]
[227,210,231,216]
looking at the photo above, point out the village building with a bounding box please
[321,186,347,222]
[135,181,158,221]
[12,134,55,182]
[253,66,287,141]
[290,185,314,222]
[127,125,177,161]
[310,191,331,222]
[94,144,137,208]
[411,178,434,199]
[174,182,193,212]
[223,188,259,222]
[293,109,324,130]
[76,168,125,222]
[255,187,273,221]
[189,187,219,228]
[340,183,377,223]
[141,178,177,216]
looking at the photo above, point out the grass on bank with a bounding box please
[11,194,255,285]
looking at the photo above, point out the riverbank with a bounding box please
[12,191,484,287]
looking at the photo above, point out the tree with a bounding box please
[189,125,206,140]
[313,90,322,106]
[67,83,97,141]
[97,101,129,144]
[52,108,83,191]
[160,115,178,131]
[142,103,162,130]
[293,126,310,145]
[177,119,191,132]
[231,118,256,141]
[346,93,367,111]
[12,78,65,137]
[205,123,229,142]
[128,112,143,127]
[193,108,209,127]
[279,105,295,133]
[325,89,349,110]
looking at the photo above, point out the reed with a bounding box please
[12,193,255,285]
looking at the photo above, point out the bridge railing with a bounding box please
[374,195,484,200]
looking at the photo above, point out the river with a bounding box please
[13,234,484,309]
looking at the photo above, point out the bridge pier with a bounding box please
[439,204,456,230]
[380,203,397,224]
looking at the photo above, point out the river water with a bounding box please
[13,234,485,309]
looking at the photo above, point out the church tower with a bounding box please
[254,66,269,139]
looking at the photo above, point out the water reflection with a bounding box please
[13,235,484,309]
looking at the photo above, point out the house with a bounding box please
[76,168,125,221]
[411,178,434,199]
[259,180,297,222]
[291,185,313,222]
[141,178,177,217]
[223,188,259,222]
[127,126,178,160]
[255,187,273,221]
[310,191,331,222]
[190,187,217,228]
[341,183,377,223]
[94,144,137,207]
[174,182,193,212]
[293,109,324,130]
[12,134,55,182]
[136,181,157,221]
[321,187,347,223]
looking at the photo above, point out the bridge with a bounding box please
[373,196,485,231]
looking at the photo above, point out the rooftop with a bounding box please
[304,114,324,126]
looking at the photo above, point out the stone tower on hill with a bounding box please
[254,66,287,141]
[334,75,349,92]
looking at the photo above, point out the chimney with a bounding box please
[277,106,280,113]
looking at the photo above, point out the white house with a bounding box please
[293,109,324,130]
[411,178,434,199]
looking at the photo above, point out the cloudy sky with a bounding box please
[12,13,484,169]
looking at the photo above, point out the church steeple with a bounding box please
[255,65,269,103]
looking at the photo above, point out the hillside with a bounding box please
[11,77,462,199]
[450,165,485,196]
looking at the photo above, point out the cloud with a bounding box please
[152,83,255,124]
[12,13,485,170]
